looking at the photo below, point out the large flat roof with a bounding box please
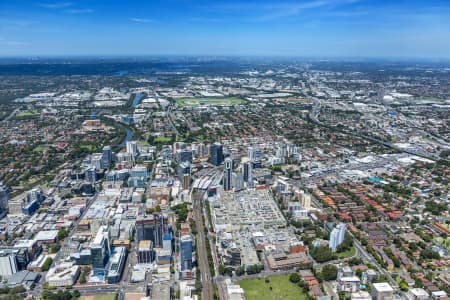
[34,230,58,241]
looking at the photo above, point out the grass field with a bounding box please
[81,294,117,300]
[239,274,308,300]
[175,96,245,107]
[336,246,357,258]
[79,144,95,151]
[16,110,39,118]
[154,136,173,143]
[33,146,46,153]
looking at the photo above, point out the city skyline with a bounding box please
[1,0,450,58]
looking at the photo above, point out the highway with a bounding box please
[192,191,214,300]
[2,107,20,122]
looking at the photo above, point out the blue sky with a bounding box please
[0,0,450,58]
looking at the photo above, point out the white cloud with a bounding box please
[0,38,30,46]
[130,18,155,23]
[65,8,94,14]
[39,2,72,9]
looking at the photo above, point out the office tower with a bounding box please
[182,174,191,190]
[84,166,97,183]
[126,141,139,159]
[163,233,172,253]
[180,235,193,271]
[329,223,346,252]
[248,146,262,168]
[286,143,296,157]
[161,146,172,161]
[0,183,9,213]
[135,214,168,247]
[0,251,18,279]
[241,158,252,183]
[130,165,149,180]
[194,143,208,158]
[137,240,154,263]
[296,190,311,209]
[276,146,287,158]
[90,226,111,270]
[28,188,43,203]
[223,158,232,191]
[209,143,224,166]
[106,246,127,284]
[301,193,311,209]
[91,153,104,170]
[176,149,193,164]
[232,173,244,191]
[177,162,191,181]
[102,146,113,166]
[173,142,187,156]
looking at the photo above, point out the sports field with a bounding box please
[238,274,308,300]
[81,294,117,300]
[16,110,39,118]
[175,97,245,107]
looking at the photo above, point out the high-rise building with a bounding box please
[130,165,149,180]
[176,149,193,164]
[90,226,111,270]
[27,188,43,203]
[90,153,104,170]
[295,190,311,209]
[182,174,191,190]
[135,214,168,247]
[0,182,9,213]
[209,143,224,166]
[137,240,154,263]
[126,141,139,159]
[180,235,193,271]
[241,158,252,183]
[102,146,113,166]
[329,223,346,252]
[163,233,172,253]
[84,166,97,183]
[301,193,311,209]
[248,147,262,168]
[173,142,187,156]
[177,162,191,181]
[106,246,127,284]
[232,173,244,191]
[223,158,232,191]
[193,142,208,158]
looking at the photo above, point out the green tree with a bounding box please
[289,273,300,283]
[321,265,338,281]
[41,257,53,272]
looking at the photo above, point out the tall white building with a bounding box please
[329,223,346,252]
[295,190,311,209]
[126,141,139,159]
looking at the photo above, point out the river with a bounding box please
[131,93,145,108]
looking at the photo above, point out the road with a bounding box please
[351,236,399,289]
[192,191,214,300]
[323,281,338,300]
[2,107,20,122]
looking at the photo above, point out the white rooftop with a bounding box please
[34,230,58,241]
[373,282,394,292]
